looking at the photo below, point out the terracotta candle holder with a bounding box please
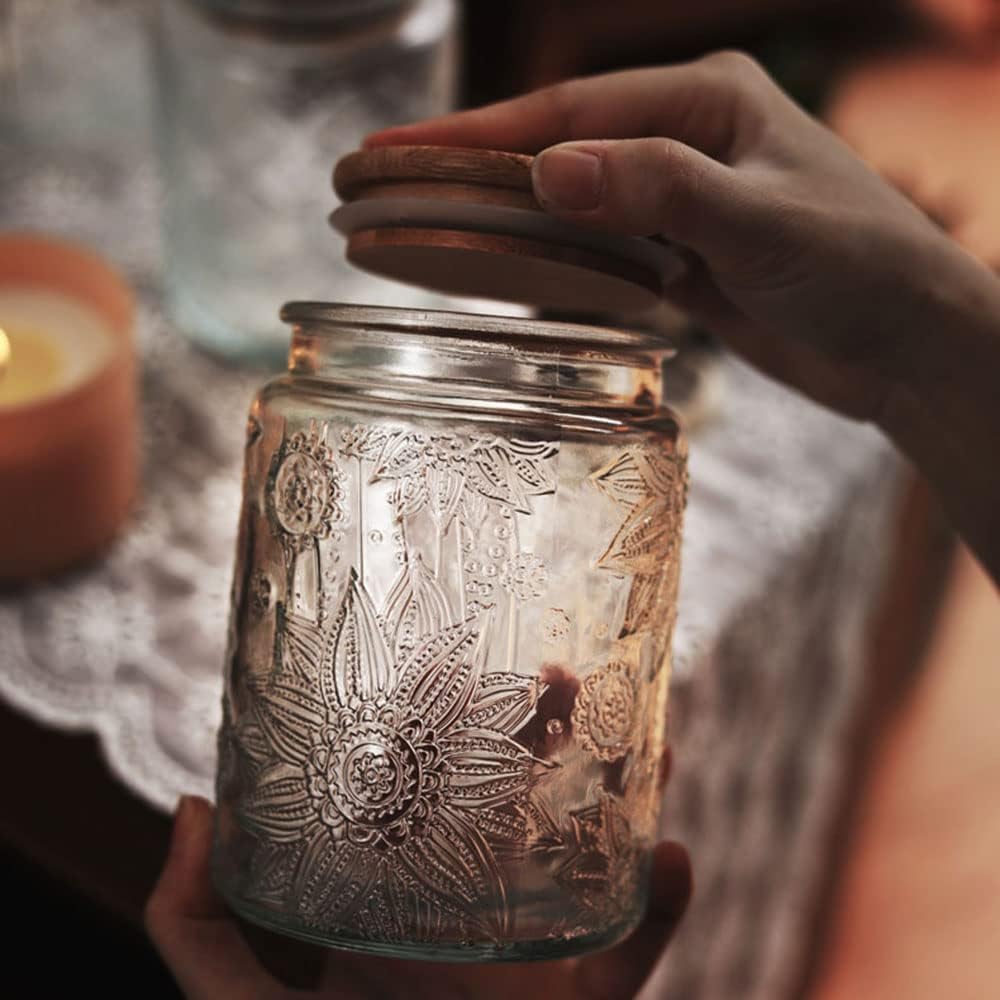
[0,233,138,584]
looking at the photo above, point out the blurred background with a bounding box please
[1,1,998,997]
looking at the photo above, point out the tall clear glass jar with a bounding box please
[214,304,688,961]
[152,0,457,365]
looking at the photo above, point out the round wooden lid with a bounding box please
[332,146,683,314]
[335,146,535,201]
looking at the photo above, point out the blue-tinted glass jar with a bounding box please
[153,0,457,365]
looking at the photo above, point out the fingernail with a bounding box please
[533,147,604,211]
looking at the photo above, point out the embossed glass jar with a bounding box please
[214,303,687,961]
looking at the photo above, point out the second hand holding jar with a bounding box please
[213,147,689,960]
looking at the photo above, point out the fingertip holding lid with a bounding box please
[332,145,685,315]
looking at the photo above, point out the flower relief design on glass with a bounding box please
[270,421,348,546]
[620,651,671,845]
[550,442,687,905]
[339,425,557,667]
[571,657,639,763]
[268,420,349,619]
[338,427,557,521]
[553,789,639,925]
[242,574,554,942]
[590,445,688,639]
[225,421,565,943]
[499,552,548,604]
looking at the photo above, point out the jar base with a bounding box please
[219,888,641,964]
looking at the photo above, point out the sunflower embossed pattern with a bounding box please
[213,303,687,961]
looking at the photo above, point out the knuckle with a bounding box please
[651,139,698,224]
[705,48,765,83]
[699,50,780,124]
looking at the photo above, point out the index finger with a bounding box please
[364,55,760,161]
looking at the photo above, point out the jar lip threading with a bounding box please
[279,301,675,357]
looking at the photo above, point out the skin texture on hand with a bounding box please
[367,53,1000,586]
[146,797,692,1000]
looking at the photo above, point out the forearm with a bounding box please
[879,259,1000,587]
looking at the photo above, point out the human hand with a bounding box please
[366,51,983,424]
[146,796,692,1000]
[367,53,1000,584]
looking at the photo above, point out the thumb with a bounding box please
[531,138,766,266]
[145,796,286,1000]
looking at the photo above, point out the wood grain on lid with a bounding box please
[334,146,535,201]
[332,145,680,312]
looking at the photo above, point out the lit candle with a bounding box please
[0,234,137,583]
[0,290,116,407]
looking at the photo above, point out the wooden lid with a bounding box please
[332,146,684,314]
[335,146,535,200]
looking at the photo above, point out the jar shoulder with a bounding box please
[252,375,685,447]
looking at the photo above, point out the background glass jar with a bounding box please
[214,304,688,961]
[152,0,457,366]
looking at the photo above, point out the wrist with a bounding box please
[875,253,1000,584]
[877,249,1000,441]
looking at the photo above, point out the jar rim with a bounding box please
[280,301,675,358]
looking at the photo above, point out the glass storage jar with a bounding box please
[152,0,457,365]
[214,303,687,961]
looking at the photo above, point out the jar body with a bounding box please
[214,306,687,960]
[152,0,456,364]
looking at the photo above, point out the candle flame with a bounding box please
[0,328,9,382]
